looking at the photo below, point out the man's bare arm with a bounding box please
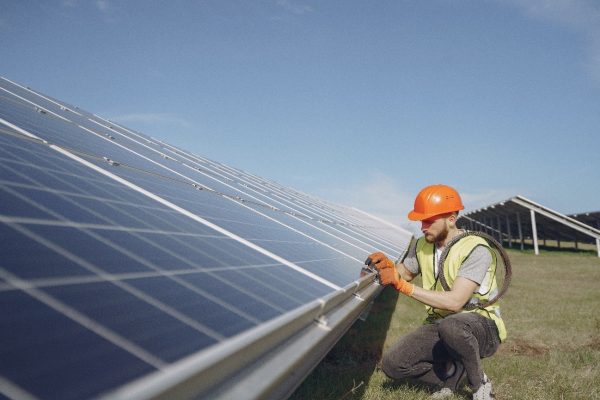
[396,262,416,282]
[410,277,478,312]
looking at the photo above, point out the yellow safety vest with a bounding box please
[415,235,507,342]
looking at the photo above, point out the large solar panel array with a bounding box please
[0,76,412,399]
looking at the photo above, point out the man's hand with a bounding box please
[366,252,414,296]
[365,251,395,270]
[379,265,399,286]
[379,263,415,297]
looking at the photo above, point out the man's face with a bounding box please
[421,214,451,244]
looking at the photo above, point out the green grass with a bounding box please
[290,250,600,400]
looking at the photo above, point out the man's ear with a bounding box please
[447,213,457,227]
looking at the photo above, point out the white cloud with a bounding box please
[111,112,192,128]
[95,0,110,13]
[502,0,600,84]
[60,0,116,22]
[276,0,314,15]
[316,173,418,234]
[95,0,119,23]
[61,0,78,7]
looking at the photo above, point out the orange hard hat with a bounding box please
[407,184,464,221]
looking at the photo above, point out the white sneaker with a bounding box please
[472,374,494,400]
[431,387,453,399]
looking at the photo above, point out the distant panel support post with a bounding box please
[517,212,524,250]
[596,237,600,258]
[506,215,512,248]
[530,209,539,255]
[496,215,502,243]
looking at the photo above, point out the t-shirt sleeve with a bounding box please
[398,239,420,275]
[457,245,492,285]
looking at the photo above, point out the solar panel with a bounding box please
[0,76,412,399]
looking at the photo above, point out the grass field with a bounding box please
[290,249,600,400]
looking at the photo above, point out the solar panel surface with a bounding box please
[0,77,412,399]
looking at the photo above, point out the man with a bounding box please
[365,184,506,400]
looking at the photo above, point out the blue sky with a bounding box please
[2,0,599,232]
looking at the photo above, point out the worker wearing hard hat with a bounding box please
[365,184,506,400]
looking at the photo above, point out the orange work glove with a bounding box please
[379,265,415,296]
[364,251,395,270]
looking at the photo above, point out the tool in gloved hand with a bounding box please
[364,251,395,271]
[364,251,415,296]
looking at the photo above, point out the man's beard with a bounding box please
[424,226,448,244]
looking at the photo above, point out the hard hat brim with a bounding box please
[407,209,462,222]
[407,210,435,221]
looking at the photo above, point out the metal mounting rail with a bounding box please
[106,274,383,400]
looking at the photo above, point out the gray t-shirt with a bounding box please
[400,238,491,287]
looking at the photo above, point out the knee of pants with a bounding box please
[381,350,411,379]
[437,317,469,346]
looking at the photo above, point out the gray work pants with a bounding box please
[381,312,500,391]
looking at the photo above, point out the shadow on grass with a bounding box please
[289,286,399,400]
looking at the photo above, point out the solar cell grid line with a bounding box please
[0,137,214,237]
[0,78,414,399]
[0,95,188,183]
[253,187,404,247]
[316,201,407,242]
[0,126,338,302]
[0,83,113,147]
[238,201,390,260]
[0,287,159,400]
[154,146,297,211]
[0,76,84,118]
[155,139,370,230]
[0,88,232,201]
[199,163,362,226]
[203,171,406,255]
[36,134,376,288]
[12,199,286,325]
[87,116,177,156]
[0,258,316,295]
[6,222,320,326]
[160,143,327,217]
[0,141,288,331]
[84,118,306,216]
[1,125,352,396]
[211,178,407,257]
[0,126,336,290]
[152,152,394,257]
[78,161,367,286]
[0,265,169,367]
[2,84,327,221]
[346,214,412,249]
[150,140,300,212]
[80,124,281,212]
[337,210,410,251]
[0,89,279,214]
[78,136,390,264]
[0,85,72,125]
[46,129,349,289]
[0,375,36,400]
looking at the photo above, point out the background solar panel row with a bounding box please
[0,76,411,399]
